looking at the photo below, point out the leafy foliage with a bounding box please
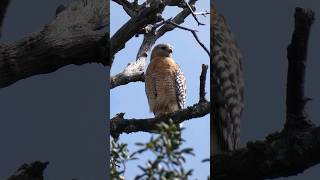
[110,120,196,179]
[110,137,137,180]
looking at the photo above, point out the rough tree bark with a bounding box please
[212,7,320,180]
[0,0,109,88]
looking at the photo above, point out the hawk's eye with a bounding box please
[161,46,166,50]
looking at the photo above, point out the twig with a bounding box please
[194,10,210,17]
[183,0,204,26]
[166,20,210,57]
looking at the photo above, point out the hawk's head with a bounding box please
[150,43,173,60]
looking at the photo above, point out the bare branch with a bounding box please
[212,127,320,180]
[110,68,145,89]
[182,0,205,26]
[285,7,315,130]
[110,101,210,138]
[193,10,210,17]
[0,0,108,88]
[112,0,140,17]
[166,20,210,57]
[156,0,196,37]
[110,1,166,62]
[199,64,208,103]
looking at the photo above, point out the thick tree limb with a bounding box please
[0,0,10,39]
[212,128,320,180]
[8,161,49,180]
[212,7,320,179]
[110,101,210,138]
[112,0,139,17]
[110,0,165,62]
[285,7,315,130]
[110,0,198,89]
[0,0,108,88]
[111,64,209,138]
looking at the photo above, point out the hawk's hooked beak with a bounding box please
[168,48,173,53]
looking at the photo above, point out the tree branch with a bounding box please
[112,0,139,17]
[182,0,204,26]
[110,101,210,138]
[212,7,320,179]
[110,0,165,63]
[213,127,320,180]
[199,64,208,103]
[0,0,108,88]
[166,20,210,57]
[285,7,315,130]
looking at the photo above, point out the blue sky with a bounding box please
[110,0,210,179]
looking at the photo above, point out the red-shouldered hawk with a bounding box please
[212,3,244,155]
[145,43,186,117]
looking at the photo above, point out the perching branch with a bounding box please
[111,101,209,138]
[0,0,108,88]
[110,0,199,89]
[110,64,209,138]
[213,7,320,180]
